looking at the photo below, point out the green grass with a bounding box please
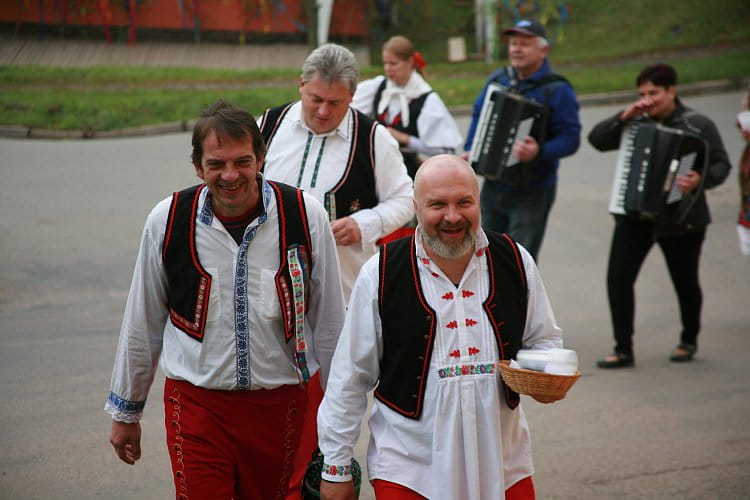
[2,0,749,131]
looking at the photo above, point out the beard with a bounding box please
[420,221,476,260]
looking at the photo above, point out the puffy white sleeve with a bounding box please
[104,199,171,423]
[408,91,464,156]
[317,255,382,482]
[352,76,386,117]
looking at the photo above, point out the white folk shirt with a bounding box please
[105,176,346,423]
[317,228,563,499]
[260,101,414,301]
[353,73,464,157]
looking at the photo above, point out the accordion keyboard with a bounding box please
[608,124,638,215]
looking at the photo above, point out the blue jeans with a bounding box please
[480,182,556,260]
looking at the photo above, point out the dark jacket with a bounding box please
[588,97,731,237]
[464,59,581,190]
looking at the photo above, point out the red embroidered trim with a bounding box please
[442,292,454,300]
[168,388,188,499]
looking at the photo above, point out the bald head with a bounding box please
[414,154,481,261]
[413,154,479,201]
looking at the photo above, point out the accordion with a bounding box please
[468,83,548,185]
[608,122,708,222]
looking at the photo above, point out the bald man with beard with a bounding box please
[317,155,566,500]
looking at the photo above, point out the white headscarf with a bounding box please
[376,70,432,128]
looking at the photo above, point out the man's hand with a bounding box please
[512,136,539,163]
[109,420,142,465]
[330,217,362,247]
[676,170,702,193]
[320,479,356,500]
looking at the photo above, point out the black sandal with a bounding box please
[670,343,696,362]
[597,352,634,369]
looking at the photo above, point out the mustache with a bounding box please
[438,221,470,231]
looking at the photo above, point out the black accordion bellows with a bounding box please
[468,83,548,186]
[609,122,709,222]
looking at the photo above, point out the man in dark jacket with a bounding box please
[464,19,581,261]
[588,63,731,368]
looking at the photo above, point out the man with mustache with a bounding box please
[317,154,566,499]
[464,19,581,261]
[258,43,414,497]
[105,100,346,498]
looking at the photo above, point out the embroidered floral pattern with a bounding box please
[324,463,353,478]
[349,198,361,213]
[468,347,480,355]
[446,320,458,329]
[441,292,454,300]
[449,349,461,358]
[462,290,475,298]
[107,392,146,415]
[288,246,310,382]
[233,181,271,389]
[168,388,188,499]
[437,363,495,379]
[465,318,478,327]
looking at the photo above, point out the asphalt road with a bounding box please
[0,91,748,499]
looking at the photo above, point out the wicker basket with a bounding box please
[497,360,580,400]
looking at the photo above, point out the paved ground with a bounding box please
[0,80,748,498]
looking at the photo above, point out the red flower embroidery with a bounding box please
[462,290,475,298]
[461,365,469,375]
[476,248,485,257]
[449,349,460,358]
[465,318,478,327]
[442,292,454,300]
[446,321,458,329]
[421,258,430,265]
[431,272,440,277]
[468,347,480,355]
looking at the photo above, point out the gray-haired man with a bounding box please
[259,43,414,498]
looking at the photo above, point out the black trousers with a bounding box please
[607,217,705,356]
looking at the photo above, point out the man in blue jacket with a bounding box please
[465,19,581,260]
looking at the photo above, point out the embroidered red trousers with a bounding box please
[164,378,308,499]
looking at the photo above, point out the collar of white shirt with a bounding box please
[292,101,353,141]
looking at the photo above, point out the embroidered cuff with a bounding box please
[105,392,146,423]
[321,461,355,482]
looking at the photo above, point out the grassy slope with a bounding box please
[1,0,749,131]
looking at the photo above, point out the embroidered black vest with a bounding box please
[162,181,312,343]
[260,103,378,220]
[372,78,432,178]
[375,231,527,419]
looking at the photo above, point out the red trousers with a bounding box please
[286,372,324,499]
[164,378,308,500]
[372,476,535,499]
